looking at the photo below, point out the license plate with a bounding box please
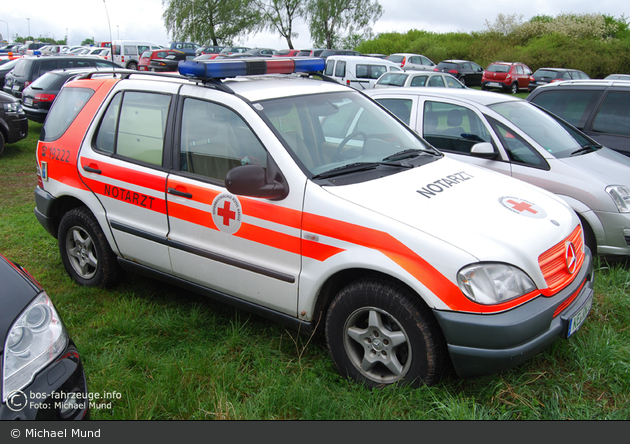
[24,97,33,106]
[487,82,501,88]
[567,294,592,338]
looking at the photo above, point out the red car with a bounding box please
[273,49,300,57]
[481,61,532,94]
[138,49,184,71]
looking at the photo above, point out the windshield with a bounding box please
[488,101,582,158]
[255,91,439,178]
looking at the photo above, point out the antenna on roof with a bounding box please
[102,0,116,76]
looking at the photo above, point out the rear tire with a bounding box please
[127,62,138,70]
[325,278,447,388]
[58,207,122,287]
[0,131,5,156]
[510,82,518,94]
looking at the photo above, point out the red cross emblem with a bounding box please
[506,199,538,215]
[217,200,236,226]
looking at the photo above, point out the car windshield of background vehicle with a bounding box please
[488,101,581,158]
[255,91,437,178]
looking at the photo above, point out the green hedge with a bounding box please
[356,30,630,78]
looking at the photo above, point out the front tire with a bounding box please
[58,207,122,287]
[325,279,447,388]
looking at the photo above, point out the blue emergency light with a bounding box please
[178,57,326,80]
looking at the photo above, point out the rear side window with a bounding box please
[592,92,630,137]
[41,87,95,142]
[529,90,601,129]
[94,91,171,166]
[356,64,387,79]
[334,61,346,77]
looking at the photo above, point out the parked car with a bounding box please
[0,253,89,420]
[3,56,118,99]
[526,79,630,158]
[297,49,325,57]
[39,45,70,56]
[219,46,250,55]
[324,55,402,89]
[0,43,21,54]
[373,71,465,89]
[21,68,113,123]
[367,86,630,257]
[169,42,201,57]
[0,58,21,89]
[244,48,277,57]
[604,74,630,81]
[434,60,484,87]
[33,57,594,386]
[111,40,163,70]
[195,45,225,57]
[481,61,532,94]
[0,91,28,155]
[138,49,184,71]
[148,52,187,72]
[66,47,91,56]
[318,49,362,59]
[273,49,300,57]
[386,53,436,71]
[23,42,48,56]
[528,68,590,92]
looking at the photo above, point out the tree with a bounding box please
[255,0,305,49]
[305,0,383,49]
[162,0,262,46]
[82,38,96,46]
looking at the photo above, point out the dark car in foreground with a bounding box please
[527,79,630,158]
[434,60,484,87]
[0,253,89,420]
[528,68,589,92]
[0,91,28,155]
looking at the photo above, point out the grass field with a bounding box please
[1,120,629,420]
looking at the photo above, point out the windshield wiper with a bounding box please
[382,148,437,162]
[571,144,602,156]
[311,161,413,180]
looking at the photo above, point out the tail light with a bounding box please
[433,67,439,72]
[34,93,56,103]
[506,74,512,80]
[24,81,31,88]
[346,79,350,85]
[529,76,535,81]
[401,57,406,67]
[449,70,458,75]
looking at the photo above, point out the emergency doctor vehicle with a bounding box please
[33,58,594,387]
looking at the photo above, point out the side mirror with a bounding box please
[225,163,289,200]
[470,142,498,159]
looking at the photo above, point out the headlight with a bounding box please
[458,263,536,305]
[3,102,24,114]
[2,292,68,402]
[606,185,630,213]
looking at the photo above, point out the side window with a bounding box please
[324,60,335,76]
[515,66,524,75]
[180,98,267,181]
[488,118,547,168]
[428,76,445,87]
[421,57,434,66]
[334,61,346,78]
[94,91,171,166]
[592,92,630,137]
[529,90,601,128]
[444,76,462,88]
[38,60,58,76]
[375,98,412,125]
[422,101,493,154]
[410,75,428,87]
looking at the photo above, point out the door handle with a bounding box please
[82,164,102,174]
[168,187,193,199]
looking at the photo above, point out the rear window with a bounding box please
[438,63,458,70]
[41,87,95,142]
[11,59,33,77]
[387,55,404,64]
[534,69,562,79]
[29,72,67,90]
[140,51,152,58]
[487,64,510,73]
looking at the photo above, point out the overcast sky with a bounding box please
[1,0,627,49]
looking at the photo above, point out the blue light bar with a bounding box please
[178,58,326,80]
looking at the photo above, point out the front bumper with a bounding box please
[434,248,594,378]
[4,113,29,143]
[0,341,90,420]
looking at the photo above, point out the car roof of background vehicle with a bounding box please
[367,85,519,106]
[529,78,630,90]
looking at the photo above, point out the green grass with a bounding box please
[1,121,629,420]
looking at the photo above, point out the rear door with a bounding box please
[80,80,180,273]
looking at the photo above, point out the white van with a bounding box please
[324,55,402,90]
[111,40,163,69]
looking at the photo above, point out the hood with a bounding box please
[560,147,630,187]
[325,156,576,263]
